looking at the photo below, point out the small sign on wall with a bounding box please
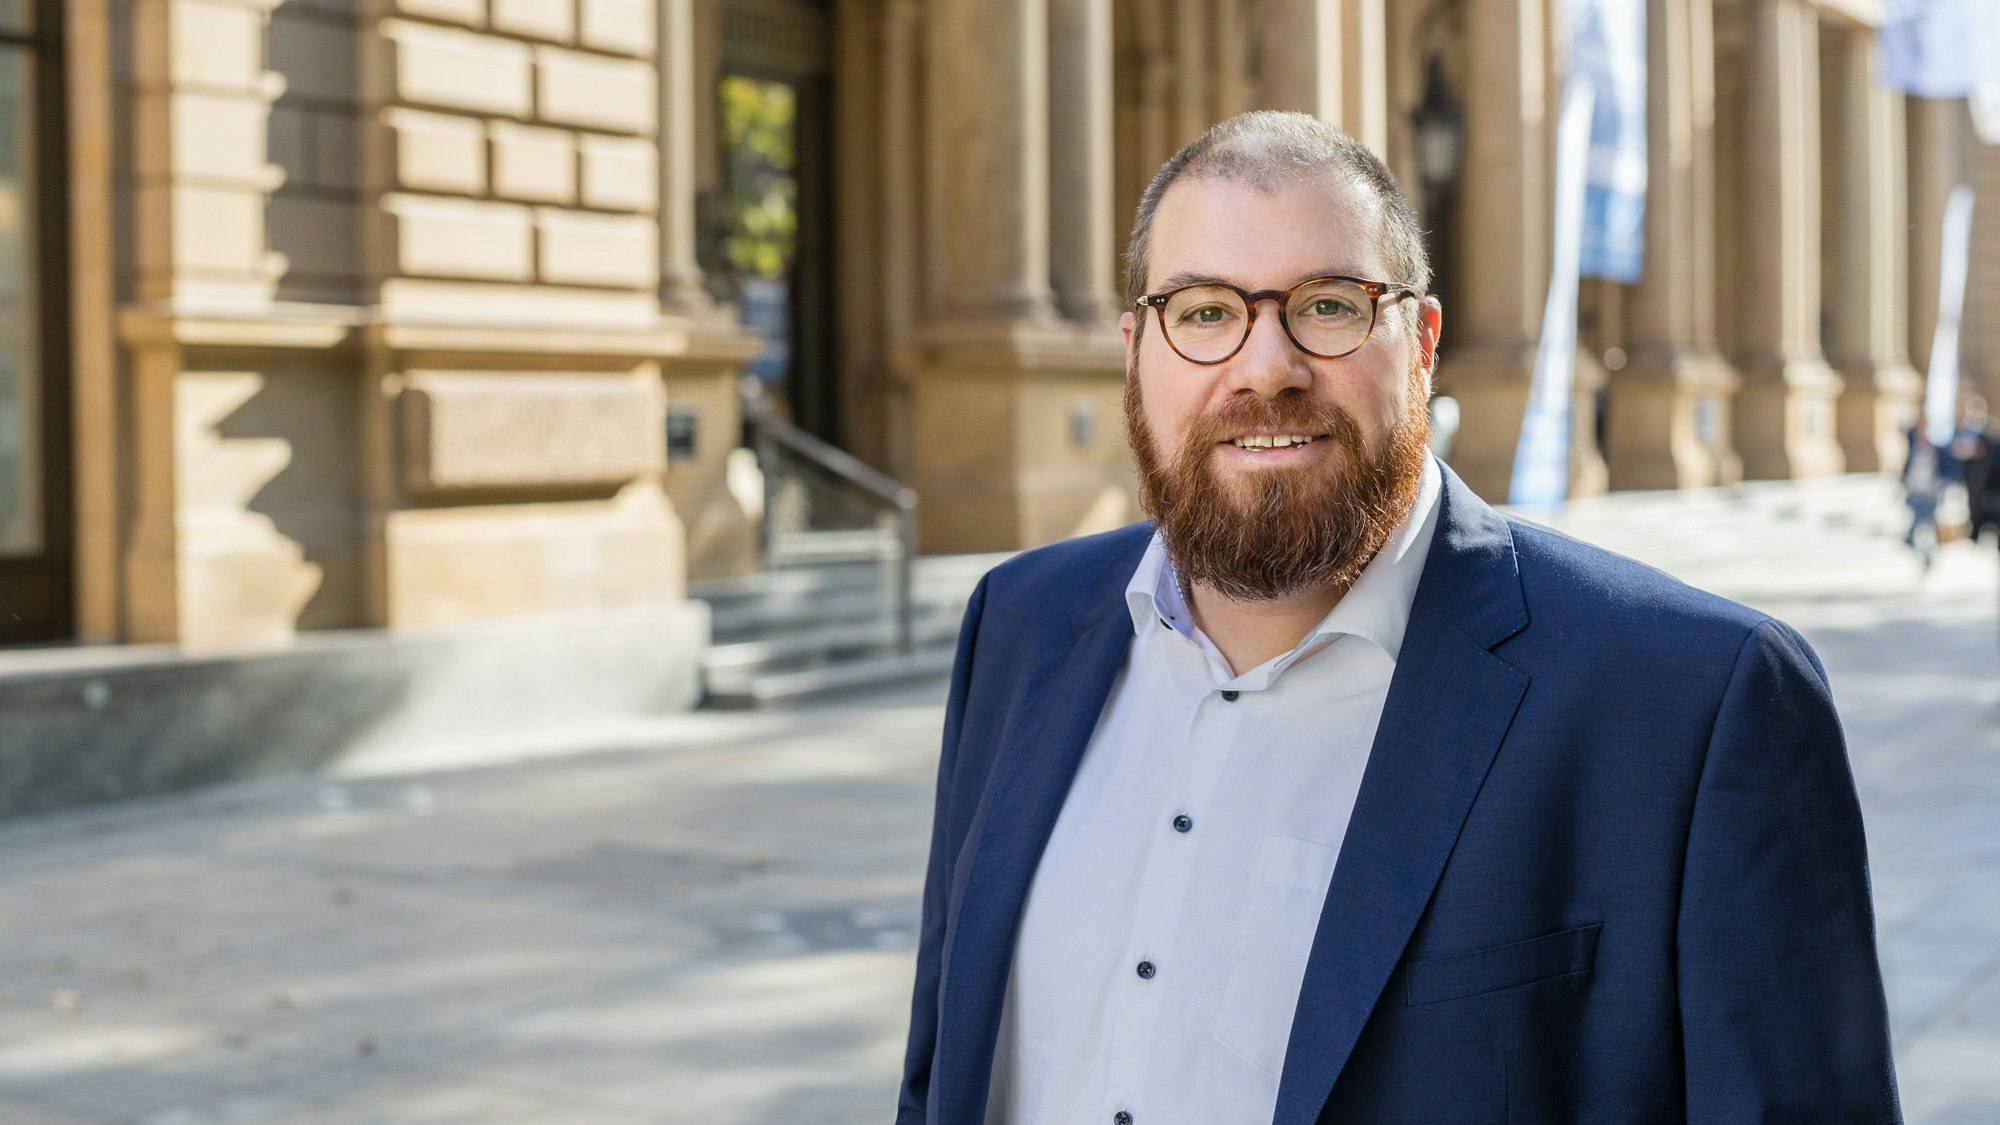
[1069,399,1096,450]
[667,406,702,463]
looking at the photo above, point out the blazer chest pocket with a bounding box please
[1403,923,1602,1006]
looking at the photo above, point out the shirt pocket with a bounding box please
[1402,922,1602,1006]
[1212,835,1341,1080]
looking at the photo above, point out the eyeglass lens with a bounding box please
[1160,279,1376,361]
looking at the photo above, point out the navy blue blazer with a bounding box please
[897,465,1900,1124]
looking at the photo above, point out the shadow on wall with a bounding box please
[263,0,366,307]
[207,361,366,634]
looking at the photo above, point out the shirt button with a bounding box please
[1220,690,1239,702]
[1136,960,1156,980]
[1115,1113,1133,1125]
[1172,814,1193,833]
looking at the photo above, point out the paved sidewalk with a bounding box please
[1,485,1996,1124]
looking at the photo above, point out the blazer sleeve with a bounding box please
[1676,619,1902,1122]
[896,574,990,1124]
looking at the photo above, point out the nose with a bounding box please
[1222,297,1313,398]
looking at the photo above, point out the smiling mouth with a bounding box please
[1224,433,1329,450]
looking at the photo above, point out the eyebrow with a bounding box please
[1154,267,1375,291]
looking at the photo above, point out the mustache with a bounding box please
[1179,396,1366,458]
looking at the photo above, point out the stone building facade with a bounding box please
[2,0,1992,653]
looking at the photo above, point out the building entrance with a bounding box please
[0,0,70,644]
[716,0,839,444]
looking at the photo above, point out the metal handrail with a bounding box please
[748,407,920,654]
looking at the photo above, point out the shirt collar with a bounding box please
[1124,452,1443,669]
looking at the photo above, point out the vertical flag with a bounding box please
[1878,0,2000,99]
[1924,186,1975,447]
[1877,2,1995,446]
[1573,0,1649,282]
[1509,0,1646,506]
[1511,83,1598,509]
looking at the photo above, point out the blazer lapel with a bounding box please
[1271,467,1533,1125]
[933,544,1143,1125]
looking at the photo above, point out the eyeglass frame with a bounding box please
[1132,275,1422,365]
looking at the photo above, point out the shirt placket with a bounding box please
[1098,639,1248,1125]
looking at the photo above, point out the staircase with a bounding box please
[691,552,1009,708]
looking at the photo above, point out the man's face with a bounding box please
[1121,175,1443,601]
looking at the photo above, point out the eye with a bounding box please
[1179,304,1235,326]
[1308,297,1361,318]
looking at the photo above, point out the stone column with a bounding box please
[1340,0,1389,153]
[1256,0,1385,152]
[1729,0,1842,480]
[1437,0,1549,499]
[911,0,1128,552]
[1212,3,1253,117]
[1824,29,1922,472]
[1608,0,1738,490]
[658,0,708,309]
[1259,0,1339,121]
[1907,96,1967,377]
[926,0,1056,321]
[1049,0,1120,322]
[1172,0,1215,144]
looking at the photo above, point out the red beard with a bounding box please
[1124,358,1430,602]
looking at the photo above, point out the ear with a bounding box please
[1415,296,1443,374]
[1121,310,1138,368]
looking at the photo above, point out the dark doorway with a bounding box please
[718,0,839,444]
[0,0,73,644]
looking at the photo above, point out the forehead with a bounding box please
[1147,175,1385,290]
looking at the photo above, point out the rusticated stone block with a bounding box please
[385,107,487,195]
[395,0,483,25]
[578,0,651,56]
[493,0,572,43]
[535,208,655,288]
[578,134,655,211]
[401,370,664,493]
[384,20,532,118]
[385,194,532,281]
[533,46,653,133]
[169,92,269,183]
[166,0,261,93]
[491,122,577,204]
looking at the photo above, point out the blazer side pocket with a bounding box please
[1404,922,1602,1006]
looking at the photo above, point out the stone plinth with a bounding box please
[909,321,1134,553]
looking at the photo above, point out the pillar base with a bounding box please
[1733,354,1847,480]
[909,319,1133,552]
[1437,342,1536,503]
[1834,359,1923,474]
[1606,346,1742,491]
[1439,341,1608,504]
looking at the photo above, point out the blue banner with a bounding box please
[1570,0,1648,283]
[1879,0,2000,98]
[1510,83,1597,509]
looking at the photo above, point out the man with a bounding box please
[898,112,1899,1124]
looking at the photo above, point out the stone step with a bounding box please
[703,645,961,709]
[689,552,1010,706]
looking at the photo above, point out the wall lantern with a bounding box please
[1411,56,1466,199]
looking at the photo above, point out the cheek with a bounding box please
[1137,367,1202,447]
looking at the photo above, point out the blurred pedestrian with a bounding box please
[1904,424,1944,571]
[1950,396,1999,544]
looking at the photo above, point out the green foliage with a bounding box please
[721,76,797,281]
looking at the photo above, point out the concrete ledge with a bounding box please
[0,603,708,818]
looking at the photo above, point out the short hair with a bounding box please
[1122,111,1432,323]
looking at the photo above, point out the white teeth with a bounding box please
[1231,434,1317,449]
